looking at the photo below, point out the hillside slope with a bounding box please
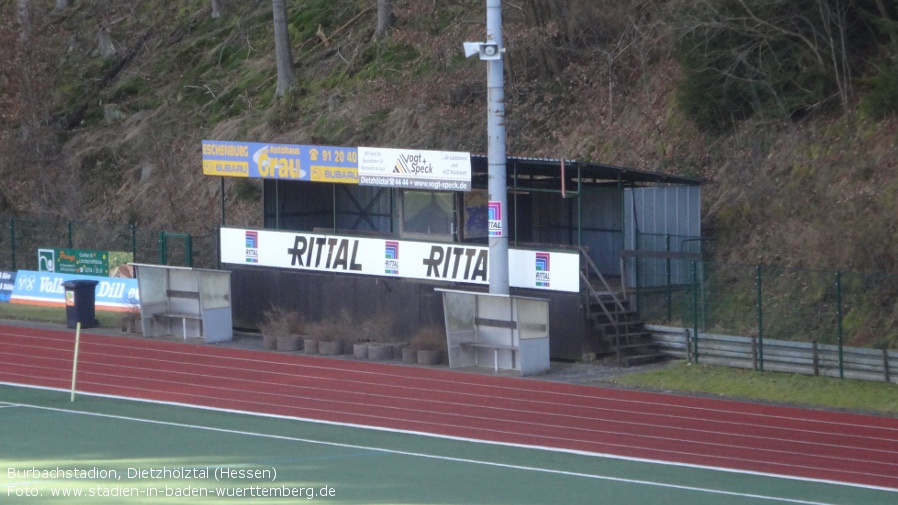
[2,0,897,273]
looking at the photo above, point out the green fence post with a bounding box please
[691,260,699,364]
[130,224,137,262]
[9,216,16,271]
[216,227,221,270]
[158,232,166,265]
[756,264,764,372]
[186,234,193,267]
[66,220,73,249]
[835,271,844,379]
[666,234,672,321]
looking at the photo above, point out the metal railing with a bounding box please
[0,215,220,271]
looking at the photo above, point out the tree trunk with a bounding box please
[375,0,394,38]
[97,25,116,57]
[211,0,221,19]
[55,0,68,11]
[17,0,30,44]
[873,0,898,49]
[272,0,294,97]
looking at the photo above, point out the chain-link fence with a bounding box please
[635,251,898,353]
[0,215,221,271]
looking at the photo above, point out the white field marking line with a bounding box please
[14,338,897,446]
[2,379,894,487]
[4,381,898,493]
[4,328,897,428]
[3,399,889,505]
[28,350,898,459]
[61,366,898,469]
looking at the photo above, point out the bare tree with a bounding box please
[375,0,394,38]
[211,0,222,19]
[272,0,294,97]
[671,0,854,130]
[520,0,630,79]
[54,0,68,11]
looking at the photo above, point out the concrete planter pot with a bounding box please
[390,342,407,358]
[367,343,393,361]
[303,338,319,355]
[417,349,443,366]
[276,334,303,352]
[318,340,343,356]
[353,342,369,359]
[401,347,417,364]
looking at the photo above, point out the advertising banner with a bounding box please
[0,271,15,303]
[201,140,359,183]
[220,227,578,292]
[201,141,472,190]
[358,146,471,191]
[38,248,111,276]
[9,271,140,311]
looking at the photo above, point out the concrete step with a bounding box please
[622,352,668,368]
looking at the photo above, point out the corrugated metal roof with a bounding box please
[470,154,702,186]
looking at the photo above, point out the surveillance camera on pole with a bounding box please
[463,41,504,61]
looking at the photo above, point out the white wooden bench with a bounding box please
[457,317,519,371]
[152,289,203,340]
[458,342,518,371]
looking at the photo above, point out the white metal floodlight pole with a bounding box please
[463,1,508,295]
[486,0,508,295]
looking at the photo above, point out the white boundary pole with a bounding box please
[70,322,81,402]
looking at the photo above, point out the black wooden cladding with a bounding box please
[227,266,601,361]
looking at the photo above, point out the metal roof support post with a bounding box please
[486,0,508,295]
[220,178,226,226]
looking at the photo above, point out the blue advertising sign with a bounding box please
[0,271,15,303]
[201,141,359,184]
[9,270,139,311]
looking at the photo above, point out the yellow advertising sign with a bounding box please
[311,166,359,184]
[203,160,249,177]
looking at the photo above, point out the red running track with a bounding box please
[1,324,897,490]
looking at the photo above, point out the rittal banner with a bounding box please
[221,227,579,292]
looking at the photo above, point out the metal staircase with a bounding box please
[579,248,665,367]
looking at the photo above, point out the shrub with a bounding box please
[259,306,305,337]
[357,314,397,343]
[408,325,446,352]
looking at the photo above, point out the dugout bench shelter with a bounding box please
[132,263,233,342]
[438,288,550,376]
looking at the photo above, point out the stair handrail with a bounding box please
[579,247,627,315]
